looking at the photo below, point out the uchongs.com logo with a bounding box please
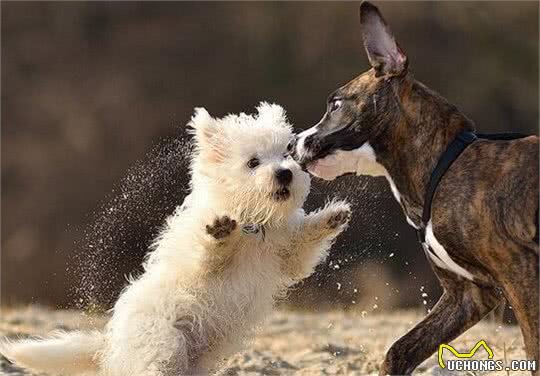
[438,340,537,372]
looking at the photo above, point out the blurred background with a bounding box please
[2,2,538,313]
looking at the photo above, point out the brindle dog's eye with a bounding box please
[247,158,260,169]
[329,99,343,113]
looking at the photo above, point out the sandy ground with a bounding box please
[0,306,529,375]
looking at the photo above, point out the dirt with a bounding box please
[0,306,528,375]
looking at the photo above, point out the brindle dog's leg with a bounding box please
[495,247,539,372]
[379,267,503,375]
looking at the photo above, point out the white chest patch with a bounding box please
[361,150,419,230]
[424,221,474,280]
[352,143,388,177]
[384,176,419,229]
[296,127,318,157]
[385,174,401,202]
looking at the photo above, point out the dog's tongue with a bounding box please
[307,159,342,181]
[307,151,360,181]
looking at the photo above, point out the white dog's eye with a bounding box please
[329,99,342,113]
[247,158,260,169]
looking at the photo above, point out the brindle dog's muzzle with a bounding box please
[295,122,365,170]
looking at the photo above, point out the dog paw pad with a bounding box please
[206,216,237,239]
[327,209,351,229]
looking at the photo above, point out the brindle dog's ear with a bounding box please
[359,1,408,77]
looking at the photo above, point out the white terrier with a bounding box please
[2,103,351,376]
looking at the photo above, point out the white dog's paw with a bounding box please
[325,201,352,229]
[206,215,237,239]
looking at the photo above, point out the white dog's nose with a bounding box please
[275,168,293,186]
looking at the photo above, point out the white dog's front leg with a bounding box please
[282,201,351,281]
[200,215,242,275]
[302,200,351,242]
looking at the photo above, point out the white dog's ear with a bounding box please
[188,108,225,162]
[256,102,291,131]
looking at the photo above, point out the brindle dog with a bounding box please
[295,2,539,375]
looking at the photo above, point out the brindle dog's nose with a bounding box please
[275,168,293,186]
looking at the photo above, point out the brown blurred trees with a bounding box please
[1,2,537,309]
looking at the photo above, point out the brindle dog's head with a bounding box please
[295,1,411,180]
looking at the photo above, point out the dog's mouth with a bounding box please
[297,135,370,181]
[298,145,334,170]
[296,121,364,169]
[299,145,339,177]
[303,146,367,181]
[272,187,291,201]
[304,156,334,178]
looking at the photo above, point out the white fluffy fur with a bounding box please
[1,103,351,376]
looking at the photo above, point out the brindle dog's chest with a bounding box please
[398,192,484,282]
[399,139,538,287]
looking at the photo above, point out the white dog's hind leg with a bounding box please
[103,319,191,376]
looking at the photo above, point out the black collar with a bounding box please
[416,130,529,245]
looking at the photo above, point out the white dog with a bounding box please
[2,103,351,376]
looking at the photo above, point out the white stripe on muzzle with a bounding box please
[295,127,318,161]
